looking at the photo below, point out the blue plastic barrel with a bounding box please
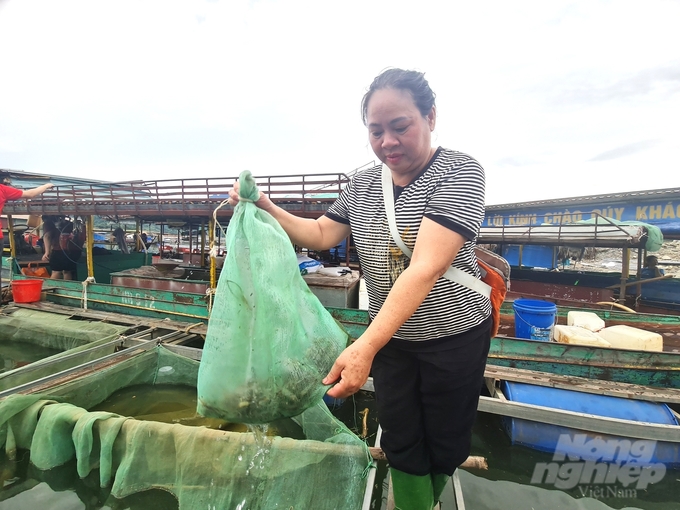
[501,381,680,466]
[512,299,557,341]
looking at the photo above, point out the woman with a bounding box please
[229,68,491,510]
[0,172,53,290]
[42,217,80,280]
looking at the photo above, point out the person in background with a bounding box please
[42,218,65,279]
[0,171,53,290]
[113,227,130,254]
[641,255,665,279]
[64,217,86,271]
[229,68,491,510]
[137,231,149,252]
[42,217,82,280]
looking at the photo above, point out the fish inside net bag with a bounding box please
[197,171,350,423]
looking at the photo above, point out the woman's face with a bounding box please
[366,87,435,185]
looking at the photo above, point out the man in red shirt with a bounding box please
[1,171,54,291]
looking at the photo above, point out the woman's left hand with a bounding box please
[323,341,376,399]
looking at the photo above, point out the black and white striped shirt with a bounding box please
[326,148,492,341]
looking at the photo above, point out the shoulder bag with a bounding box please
[381,164,510,337]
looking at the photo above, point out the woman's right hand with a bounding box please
[227,181,275,212]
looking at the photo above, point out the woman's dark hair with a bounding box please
[361,68,436,125]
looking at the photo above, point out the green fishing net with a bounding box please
[0,308,129,392]
[0,308,128,351]
[0,346,373,510]
[197,170,349,423]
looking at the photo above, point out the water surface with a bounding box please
[0,340,61,374]
[90,383,306,437]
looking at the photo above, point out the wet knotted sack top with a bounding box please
[197,171,349,423]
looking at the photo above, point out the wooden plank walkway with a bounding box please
[485,364,680,404]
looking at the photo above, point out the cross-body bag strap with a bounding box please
[381,163,491,298]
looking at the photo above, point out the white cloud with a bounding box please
[0,0,678,205]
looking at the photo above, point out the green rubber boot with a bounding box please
[390,468,434,510]
[432,473,450,505]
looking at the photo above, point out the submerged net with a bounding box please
[0,346,373,510]
[197,170,350,423]
[0,308,130,392]
[0,308,128,351]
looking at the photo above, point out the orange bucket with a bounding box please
[11,279,44,303]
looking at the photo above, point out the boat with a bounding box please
[484,186,680,238]
[6,286,680,392]
[1,172,356,306]
[325,305,680,390]
[477,215,680,315]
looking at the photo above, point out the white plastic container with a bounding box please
[297,255,322,274]
[553,325,611,347]
[358,278,369,310]
[567,311,605,332]
[598,325,663,352]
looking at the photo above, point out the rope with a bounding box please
[212,198,230,243]
[209,192,254,250]
[206,188,253,311]
[183,322,202,334]
[7,257,14,281]
[81,276,96,310]
[205,287,216,313]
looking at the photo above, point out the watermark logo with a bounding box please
[530,434,667,495]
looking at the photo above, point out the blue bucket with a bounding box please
[512,299,557,341]
[323,394,346,410]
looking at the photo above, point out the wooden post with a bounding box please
[86,215,95,279]
[619,247,630,303]
[6,215,16,259]
[209,218,216,290]
[188,222,193,265]
[368,447,487,470]
[636,247,643,307]
[200,221,206,268]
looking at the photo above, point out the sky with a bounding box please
[0,0,678,205]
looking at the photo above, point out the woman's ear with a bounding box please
[428,106,437,131]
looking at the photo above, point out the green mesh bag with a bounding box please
[197,170,349,423]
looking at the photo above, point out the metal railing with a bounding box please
[3,173,350,220]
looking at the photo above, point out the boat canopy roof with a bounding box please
[2,173,349,222]
[478,220,648,248]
